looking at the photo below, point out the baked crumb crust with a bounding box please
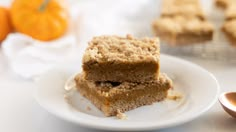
[83,35,160,63]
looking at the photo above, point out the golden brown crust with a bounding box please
[83,35,160,63]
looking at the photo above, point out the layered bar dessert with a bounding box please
[75,73,173,116]
[75,35,173,117]
[222,19,236,46]
[161,0,205,20]
[82,35,160,82]
[152,16,214,45]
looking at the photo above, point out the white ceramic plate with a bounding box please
[34,54,220,131]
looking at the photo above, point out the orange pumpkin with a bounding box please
[10,0,69,41]
[0,7,12,43]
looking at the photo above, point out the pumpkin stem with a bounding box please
[39,0,50,12]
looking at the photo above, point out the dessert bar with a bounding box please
[161,0,205,20]
[152,16,214,45]
[82,35,160,82]
[75,73,173,116]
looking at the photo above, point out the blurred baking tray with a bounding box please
[158,0,236,63]
[160,7,236,63]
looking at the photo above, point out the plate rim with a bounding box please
[34,54,220,131]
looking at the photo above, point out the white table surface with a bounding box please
[0,50,236,132]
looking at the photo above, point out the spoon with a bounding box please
[219,92,236,118]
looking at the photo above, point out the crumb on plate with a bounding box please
[116,109,127,120]
[167,90,183,101]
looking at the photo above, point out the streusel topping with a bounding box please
[83,35,160,63]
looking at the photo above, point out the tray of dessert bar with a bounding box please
[145,0,236,62]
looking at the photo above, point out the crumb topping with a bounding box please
[153,16,214,34]
[83,35,160,63]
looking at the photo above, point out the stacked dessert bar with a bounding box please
[74,35,173,116]
[152,0,214,46]
[216,0,236,46]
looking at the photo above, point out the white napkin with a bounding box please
[2,33,79,79]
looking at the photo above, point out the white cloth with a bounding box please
[2,33,78,79]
